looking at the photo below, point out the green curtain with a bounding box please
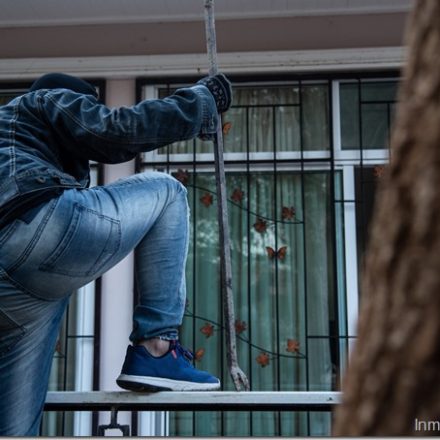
[159,84,329,155]
[170,170,335,436]
[160,84,336,436]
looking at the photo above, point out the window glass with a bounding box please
[340,83,360,148]
[340,80,398,149]
[302,84,330,150]
[168,170,340,436]
[156,83,329,155]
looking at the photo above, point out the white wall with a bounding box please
[99,78,136,433]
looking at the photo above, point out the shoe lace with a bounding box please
[173,341,194,363]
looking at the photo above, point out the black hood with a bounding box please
[29,73,98,98]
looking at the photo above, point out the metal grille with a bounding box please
[135,73,397,436]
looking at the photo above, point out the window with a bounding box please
[0,82,105,437]
[136,74,397,436]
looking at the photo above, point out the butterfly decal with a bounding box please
[266,246,287,260]
[253,218,268,234]
[172,169,189,186]
[222,121,232,135]
[200,193,213,207]
[286,339,300,353]
[282,206,295,220]
[194,348,205,361]
[256,352,270,368]
[374,165,386,179]
[235,319,247,335]
[200,323,215,338]
[231,188,244,204]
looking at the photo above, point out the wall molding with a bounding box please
[0,47,406,81]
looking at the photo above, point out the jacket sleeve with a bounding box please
[37,85,218,164]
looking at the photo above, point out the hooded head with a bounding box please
[29,73,98,98]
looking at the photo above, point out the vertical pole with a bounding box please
[204,0,249,391]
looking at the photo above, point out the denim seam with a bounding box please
[7,198,58,273]
[87,218,121,277]
[39,203,81,271]
[193,85,217,135]
[39,203,121,277]
[0,305,27,357]
[8,96,21,178]
[3,271,59,302]
[0,267,54,302]
[0,221,19,247]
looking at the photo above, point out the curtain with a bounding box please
[163,84,336,436]
[159,84,329,155]
[170,170,335,436]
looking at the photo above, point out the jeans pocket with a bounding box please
[0,220,19,248]
[39,203,121,277]
[0,307,26,357]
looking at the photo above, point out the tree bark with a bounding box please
[333,0,440,435]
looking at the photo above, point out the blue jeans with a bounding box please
[0,171,189,435]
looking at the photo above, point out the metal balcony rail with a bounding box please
[45,391,341,435]
[45,390,341,412]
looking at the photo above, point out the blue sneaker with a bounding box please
[116,341,221,391]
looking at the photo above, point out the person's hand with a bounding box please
[197,73,232,113]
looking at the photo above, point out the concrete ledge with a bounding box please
[0,47,405,80]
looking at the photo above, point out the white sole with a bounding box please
[116,373,221,392]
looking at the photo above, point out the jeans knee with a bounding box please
[140,171,186,194]
[167,173,187,196]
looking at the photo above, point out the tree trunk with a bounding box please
[333,0,440,435]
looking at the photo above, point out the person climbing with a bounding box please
[0,72,232,436]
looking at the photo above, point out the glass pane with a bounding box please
[304,173,333,337]
[154,84,331,154]
[302,84,330,150]
[249,106,274,152]
[307,338,333,390]
[309,412,332,436]
[361,103,389,148]
[236,86,299,106]
[334,172,347,340]
[224,411,251,436]
[276,105,301,151]
[341,80,398,150]
[194,411,222,436]
[361,81,398,102]
[223,106,246,153]
[280,412,309,436]
[236,86,300,153]
[169,411,194,436]
[340,83,360,149]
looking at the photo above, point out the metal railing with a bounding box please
[45,391,341,435]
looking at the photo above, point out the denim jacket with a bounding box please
[0,84,218,227]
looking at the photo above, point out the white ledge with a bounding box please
[0,47,405,80]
